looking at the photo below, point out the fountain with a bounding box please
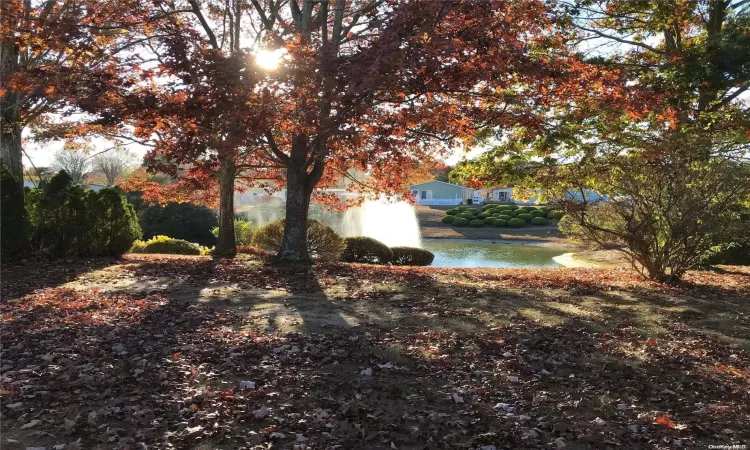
[236,196,422,248]
[343,199,422,247]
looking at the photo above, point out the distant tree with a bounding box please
[93,148,135,186]
[51,149,89,184]
[23,166,54,186]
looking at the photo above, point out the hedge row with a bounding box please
[443,204,562,228]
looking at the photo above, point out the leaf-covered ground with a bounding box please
[2,255,749,450]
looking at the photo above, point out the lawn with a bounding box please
[2,255,749,449]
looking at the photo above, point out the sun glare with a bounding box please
[255,49,285,71]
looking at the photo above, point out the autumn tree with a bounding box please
[0,0,157,185]
[131,0,595,262]
[454,0,750,280]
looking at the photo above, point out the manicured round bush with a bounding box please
[541,207,552,215]
[252,218,345,260]
[390,247,435,266]
[452,217,470,227]
[469,219,484,227]
[131,235,201,255]
[441,215,456,224]
[494,219,508,227]
[482,204,494,211]
[505,210,519,217]
[507,205,519,210]
[530,210,545,217]
[517,213,533,222]
[341,236,392,264]
[548,210,566,220]
[459,213,475,220]
[530,217,551,226]
[484,217,495,225]
[477,212,491,219]
[446,208,460,215]
[508,218,526,227]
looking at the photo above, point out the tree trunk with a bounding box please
[1,36,22,184]
[0,123,23,183]
[275,168,313,264]
[215,154,237,257]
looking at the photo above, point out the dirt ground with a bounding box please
[416,206,571,244]
[2,255,749,450]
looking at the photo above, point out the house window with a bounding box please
[497,191,509,201]
[420,190,427,200]
[411,190,418,198]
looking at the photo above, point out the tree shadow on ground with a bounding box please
[2,257,749,449]
[1,257,120,300]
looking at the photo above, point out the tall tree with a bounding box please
[131,0,593,262]
[0,0,153,184]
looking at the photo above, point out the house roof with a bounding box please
[409,180,472,190]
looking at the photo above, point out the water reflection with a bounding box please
[423,241,566,268]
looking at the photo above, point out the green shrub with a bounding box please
[508,218,526,227]
[341,236,392,264]
[446,208,460,215]
[505,210,518,217]
[30,171,140,257]
[211,219,254,246]
[477,212,491,219]
[530,210,545,217]
[469,219,484,227]
[252,219,345,260]
[703,243,750,265]
[494,219,508,227]
[507,205,519,210]
[131,235,201,255]
[390,247,435,266]
[459,212,475,219]
[517,213,533,222]
[1,164,29,255]
[548,210,566,220]
[483,217,495,225]
[131,195,218,246]
[441,215,456,224]
[86,187,142,256]
[452,217,470,227]
[495,214,513,222]
[530,217,551,226]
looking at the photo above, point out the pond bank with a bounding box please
[552,252,599,268]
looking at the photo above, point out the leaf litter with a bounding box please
[1,255,748,449]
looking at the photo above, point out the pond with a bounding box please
[422,240,569,268]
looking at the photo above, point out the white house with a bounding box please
[409,180,474,205]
